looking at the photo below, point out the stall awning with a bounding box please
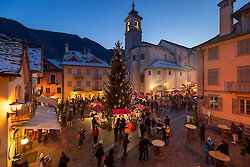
[37,95,57,107]
[133,104,145,110]
[17,106,61,130]
[91,101,101,106]
[91,104,104,112]
[112,108,131,115]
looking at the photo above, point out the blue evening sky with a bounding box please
[0,0,249,49]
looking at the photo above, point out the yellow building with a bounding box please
[0,34,31,166]
[62,44,111,101]
[195,0,250,125]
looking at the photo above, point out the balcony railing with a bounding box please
[93,74,102,79]
[47,80,60,85]
[225,81,250,93]
[74,73,84,79]
[93,86,102,91]
[74,86,84,91]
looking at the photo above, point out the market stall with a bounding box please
[112,108,135,131]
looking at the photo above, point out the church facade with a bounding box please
[124,3,197,96]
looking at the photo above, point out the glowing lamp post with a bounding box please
[8,100,23,118]
[20,138,29,145]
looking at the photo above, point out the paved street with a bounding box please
[23,107,250,167]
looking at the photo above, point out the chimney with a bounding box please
[83,47,87,59]
[65,43,69,54]
[217,0,236,36]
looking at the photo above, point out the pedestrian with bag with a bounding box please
[95,140,105,167]
[77,127,86,148]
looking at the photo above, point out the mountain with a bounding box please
[0,17,113,63]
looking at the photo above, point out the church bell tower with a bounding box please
[124,2,143,76]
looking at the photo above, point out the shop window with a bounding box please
[46,88,50,94]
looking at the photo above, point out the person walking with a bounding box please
[122,133,130,160]
[95,140,105,167]
[165,125,171,145]
[77,127,86,148]
[142,138,151,161]
[200,124,206,142]
[139,139,144,161]
[92,117,97,130]
[58,152,70,167]
[139,122,146,140]
[164,116,170,126]
[104,149,114,167]
[204,137,216,165]
[231,122,238,144]
[92,126,99,146]
[67,114,72,128]
[114,125,118,141]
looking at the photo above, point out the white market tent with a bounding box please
[37,95,57,107]
[17,106,61,130]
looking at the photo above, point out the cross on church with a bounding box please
[132,2,135,10]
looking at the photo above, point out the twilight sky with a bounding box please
[0,0,249,49]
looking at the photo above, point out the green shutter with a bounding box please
[232,98,239,114]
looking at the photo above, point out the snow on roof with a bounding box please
[47,58,62,69]
[62,51,110,68]
[0,34,23,75]
[145,59,191,71]
[28,47,42,71]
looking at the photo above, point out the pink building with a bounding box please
[195,0,250,125]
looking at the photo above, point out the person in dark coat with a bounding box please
[139,122,147,140]
[200,124,206,142]
[231,122,238,144]
[122,133,130,160]
[142,138,151,161]
[104,149,114,167]
[114,125,118,141]
[145,117,151,135]
[78,128,86,148]
[138,139,144,161]
[164,116,170,126]
[217,140,229,156]
[59,152,69,167]
[95,140,104,167]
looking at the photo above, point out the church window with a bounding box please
[148,71,151,75]
[135,21,139,30]
[157,70,161,75]
[180,72,182,76]
[140,54,145,60]
[126,22,131,32]
[169,70,172,75]
[133,55,136,61]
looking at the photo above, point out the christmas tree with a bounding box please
[104,41,132,117]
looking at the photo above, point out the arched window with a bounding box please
[126,22,131,32]
[135,21,139,30]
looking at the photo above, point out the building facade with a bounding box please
[0,34,31,166]
[62,44,111,101]
[124,3,197,95]
[38,57,63,101]
[195,0,250,125]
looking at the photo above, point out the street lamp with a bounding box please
[8,100,23,118]
[20,138,29,145]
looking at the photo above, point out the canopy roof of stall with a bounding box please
[37,95,57,106]
[17,106,61,130]
[133,103,145,110]
[91,104,104,112]
[112,108,131,115]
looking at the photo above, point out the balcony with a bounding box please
[47,80,60,85]
[225,81,250,93]
[93,86,102,91]
[74,73,84,79]
[93,74,102,79]
[74,86,84,91]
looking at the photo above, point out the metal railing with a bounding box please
[225,81,250,93]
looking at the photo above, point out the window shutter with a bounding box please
[204,96,210,109]
[218,97,223,111]
[232,98,239,114]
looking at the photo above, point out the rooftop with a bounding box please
[0,33,23,76]
[28,47,42,72]
[145,59,192,71]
